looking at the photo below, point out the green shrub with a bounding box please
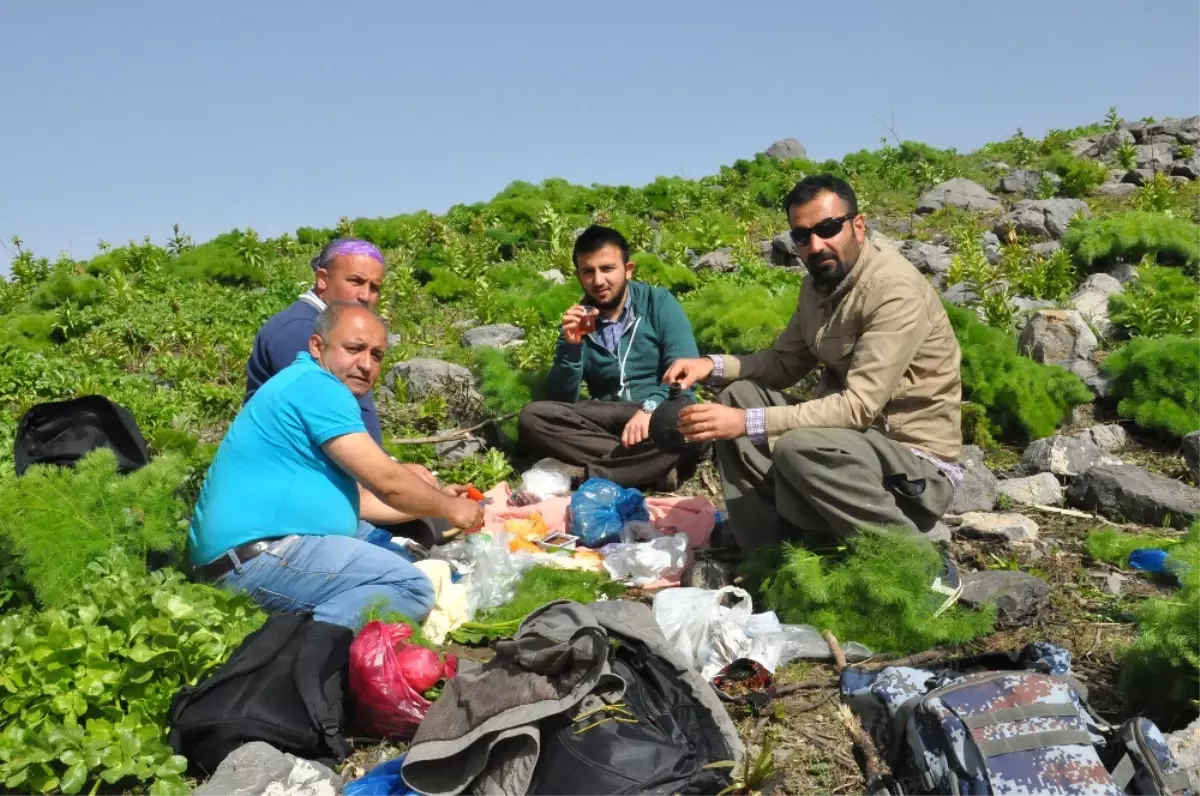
[1063,212,1200,273]
[631,252,699,294]
[169,241,267,286]
[1043,151,1110,198]
[1108,264,1200,338]
[29,267,106,310]
[738,532,995,655]
[473,347,546,442]
[1086,527,1183,567]
[0,548,264,795]
[0,449,191,608]
[683,280,798,354]
[1102,336,1200,438]
[946,302,1093,442]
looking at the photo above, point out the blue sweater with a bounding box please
[245,298,384,444]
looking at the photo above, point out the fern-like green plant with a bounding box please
[1064,212,1200,274]
[1086,527,1182,567]
[1102,335,1200,439]
[1108,264,1200,339]
[683,281,799,354]
[1044,151,1109,198]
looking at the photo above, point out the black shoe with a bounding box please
[930,553,964,618]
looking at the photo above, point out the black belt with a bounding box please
[195,538,282,582]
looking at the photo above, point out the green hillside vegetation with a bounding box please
[1,110,1199,793]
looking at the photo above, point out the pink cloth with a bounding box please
[480,482,716,549]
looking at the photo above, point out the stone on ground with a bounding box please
[1173,156,1200,180]
[960,570,1050,622]
[1095,182,1137,196]
[1081,423,1128,451]
[916,178,1003,214]
[435,433,485,462]
[1167,716,1200,794]
[538,268,567,284]
[386,358,474,399]
[694,247,737,273]
[462,323,525,350]
[1018,309,1097,365]
[768,231,803,268]
[898,240,951,277]
[997,473,1064,507]
[941,282,979,306]
[956,512,1039,543]
[994,198,1091,240]
[1135,143,1175,171]
[193,742,339,796]
[1069,273,1123,336]
[1021,434,1120,477]
[1067,464,1200,529]
[764,138,807,160]
[1183,431,1200,477]
[948,445,998,513]
[997,169,1056,195]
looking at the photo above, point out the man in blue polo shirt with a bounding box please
[191,302,484,628]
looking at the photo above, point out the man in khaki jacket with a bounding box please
[666,174,964,559]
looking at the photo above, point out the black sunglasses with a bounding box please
[789,214,856,246]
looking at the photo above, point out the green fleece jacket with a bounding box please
[545,280,699,406]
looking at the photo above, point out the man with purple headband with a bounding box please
[247,237,388,443]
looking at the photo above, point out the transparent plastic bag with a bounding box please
[512,467,572,505]
[743,614,873,671]
[464,531,534,619]
[653,586,753,680]
[602,534,688,586]
[570,478,650,547]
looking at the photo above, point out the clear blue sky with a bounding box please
[2,0,1197,262]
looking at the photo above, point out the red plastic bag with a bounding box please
[348,621,458,740]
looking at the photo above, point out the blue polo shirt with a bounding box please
[189,352,366,565]
[246,296,384,444]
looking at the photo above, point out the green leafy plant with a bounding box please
[1108,264,1200,338]
[946,302,1093,442]
[1086,527,1182,568]
[1043,151,1110,198]
[1130,172,1181,214]
[1102,335,1200,439]
[0,548,264,795]
[1063,211,1200,274]
[738,531,995,654]
[683,281,799,354]
[946,229,1016,329]
[1114,140,1138,170]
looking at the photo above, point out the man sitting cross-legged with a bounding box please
[666,174,965,611]
[518,225,703,491]
[189,302,484,628]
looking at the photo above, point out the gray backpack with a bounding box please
[841,643,1191,795]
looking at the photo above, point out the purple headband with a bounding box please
[312,238,386,271]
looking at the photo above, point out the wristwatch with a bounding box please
[641,398,660,414]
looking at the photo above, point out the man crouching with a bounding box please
[188,302,483,628]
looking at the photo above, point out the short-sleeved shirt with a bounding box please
[245,294,384,444]
[189,352,367,565]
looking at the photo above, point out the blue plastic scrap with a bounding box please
[343,756,421,796]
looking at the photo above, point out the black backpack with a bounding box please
[527,635,734,795]
[14,395,150,476]
[168,612,354,776]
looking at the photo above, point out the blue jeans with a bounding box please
[215,524,436,629]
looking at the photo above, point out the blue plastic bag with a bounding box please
[570,477,650,547]
[343,756,420,796]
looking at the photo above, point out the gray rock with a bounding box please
[1172,156,1200,180]
[387,358,474,399]
[1082,423,1128,451]
[386,332,402,348]
[1070,273,1123,336]
[1182,431,1200,477]
[193,742,340,796]
[941,282,979,306]
[870,230,904,252]
[1066,464,1200,529]
[1177,129,1200,145]
[998,169,1049,195]
[1144,118,1185,139]
[764,138,807,161]
[694,247,738,273]
[916,178,1003,214]
[982,160,1011,171]
[960,570,1051,622]
[956,512,1039,543]
[1100,571,1126,597]
[1095,182,1138,196]
[1166,716,1200,794]
[948,445,998,513]
[1135,143,1175,171]
[994,198,1092,240]
[1105,262,1139,284]
[461,323,525,350]
[980,231,1003,264]
[925,521,953,545]
[1067,136,1099,158]
[1021,435,1119,477]
[997,473,1064,507]
[1067,359,1112,399]
[1018,309,1097,365]
[1009,296,1056,316]
[1029,241,1063,257]
[1171,175,1192,187]
[1144,134,1182,145]
[538,268,567,284]
[898,240,951,276]
[1119,119,1148,140]
[1121,168,1154,185]
[434,433,485,462]
[1093,128,1137,158]
[769,231,803,268]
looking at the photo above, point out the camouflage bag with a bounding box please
[841,643,1191,796]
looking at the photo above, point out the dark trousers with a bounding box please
[518,400,684,489]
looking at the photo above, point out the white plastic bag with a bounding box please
[512,467,572,505]
[653,586,753,680]
[463,531,535,619]
[602,534,688,586]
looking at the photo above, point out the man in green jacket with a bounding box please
[518,225,702,490]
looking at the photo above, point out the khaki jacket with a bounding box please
[722,236,963,462]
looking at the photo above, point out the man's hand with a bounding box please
[440,483,470,498]
[678,403,746,442]
[621,409,652,448]
[447,497,485,531]
[663,357,716,390]
[561,305,588,344]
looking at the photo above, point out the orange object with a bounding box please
[503,513,547,541]
[508,536,541,554]
[465,485,485,502]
